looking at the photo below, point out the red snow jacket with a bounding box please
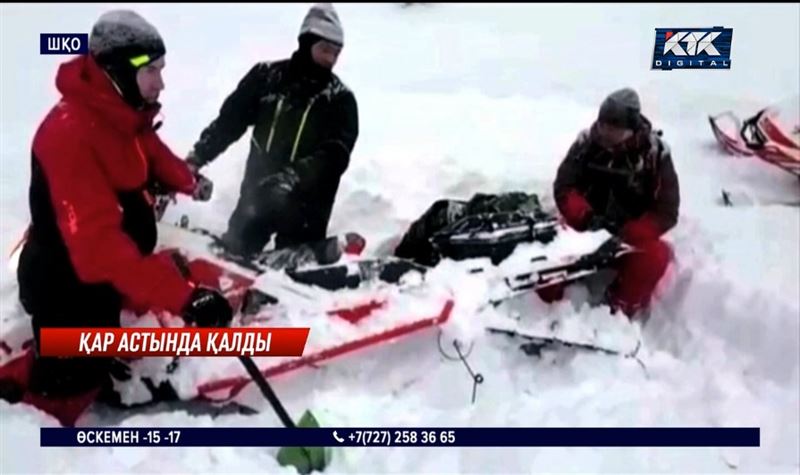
[19,55,196,318]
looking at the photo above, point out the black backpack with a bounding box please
[394,192,558,266]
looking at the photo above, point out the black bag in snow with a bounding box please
[394,192,558,266]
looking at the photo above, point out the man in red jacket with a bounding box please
[2,10,232,426]
[553,88,680,318]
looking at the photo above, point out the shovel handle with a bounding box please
[238,355,296,428]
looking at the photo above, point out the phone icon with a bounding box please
[333,431,345,443]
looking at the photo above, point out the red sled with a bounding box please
[709,96,800,178]
[168,252,455,402]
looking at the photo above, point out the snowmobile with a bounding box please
[145,192,640,404]
[709,95,800,178]
[0,192,640,411]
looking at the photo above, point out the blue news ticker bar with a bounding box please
[41,427,760,448]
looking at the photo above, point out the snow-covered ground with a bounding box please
[2,3,799,473]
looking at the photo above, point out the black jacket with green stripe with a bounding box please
[190,53,359,240]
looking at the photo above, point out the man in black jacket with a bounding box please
[187,3,359,257]
[554,88,680,317]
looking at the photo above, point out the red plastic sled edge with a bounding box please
[709,114,800,177]
[196,299,455,401]
[709,114,753,156]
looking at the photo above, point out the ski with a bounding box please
[464,236,635,308]
[719,189,800,208]
[486,326,640,358]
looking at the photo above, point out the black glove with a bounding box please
[182,287,233,328]
[252,168,308,235]
[192,173,214,202]
[292,140,350,193]
[258,167,301,201]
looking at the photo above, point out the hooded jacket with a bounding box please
[18,55,196,321]
[553,115,680,235]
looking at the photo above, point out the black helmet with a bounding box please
[89,10,166,109]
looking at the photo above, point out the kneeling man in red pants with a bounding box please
[553,88,680,318]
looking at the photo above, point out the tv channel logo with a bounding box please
[40,33,89,55]
[652,27,732,70]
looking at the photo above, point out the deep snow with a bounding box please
[1,3,799,474]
